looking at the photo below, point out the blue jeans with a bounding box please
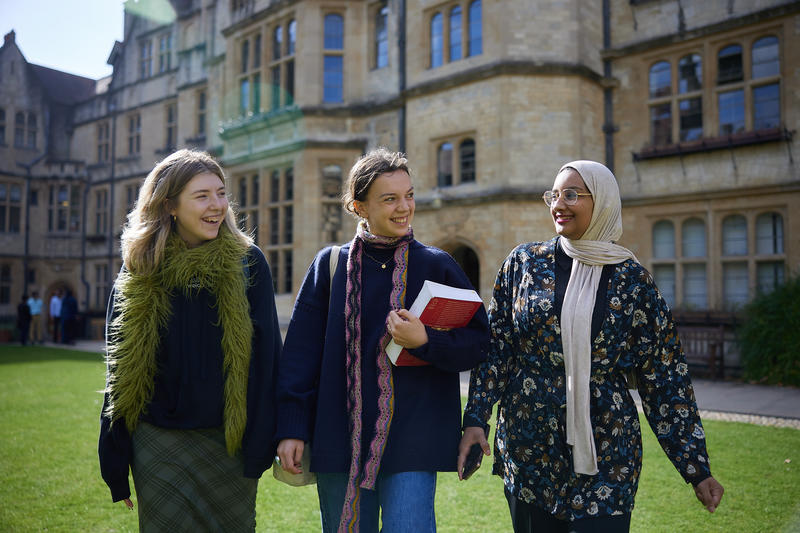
[317,471,437,533]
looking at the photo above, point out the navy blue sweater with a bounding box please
[98,246,282,502]
[276,240,490,474]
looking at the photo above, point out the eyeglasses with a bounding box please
[542,189,593,207]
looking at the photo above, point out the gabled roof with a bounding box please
[29,64,97,105]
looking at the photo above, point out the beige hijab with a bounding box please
[557,160,638,475]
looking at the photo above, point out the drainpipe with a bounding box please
[602,0,615,172]
[398,0,406,153]
[107,102,118,292]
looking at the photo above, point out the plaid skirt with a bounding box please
[131,422,258,532]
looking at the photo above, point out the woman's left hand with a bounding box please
[694,476,724,513]
[387,309,428,349]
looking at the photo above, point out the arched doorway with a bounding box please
[450,245,480,291]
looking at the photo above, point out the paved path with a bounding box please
[460,372,800,429]
[48,340,799,429]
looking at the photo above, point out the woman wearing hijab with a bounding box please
[458,161,723,533]
[276,148,489,532]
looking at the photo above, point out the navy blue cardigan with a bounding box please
[98,246,282,502]
[276,240,490,474]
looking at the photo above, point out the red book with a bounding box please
[386,280,483,366]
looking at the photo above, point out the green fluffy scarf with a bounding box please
[104,227,253,455]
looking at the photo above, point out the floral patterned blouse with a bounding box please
[463,238,712,521]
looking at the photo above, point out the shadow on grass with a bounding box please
[0,345,104,365]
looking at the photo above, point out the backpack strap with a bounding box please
[329,246,341,291]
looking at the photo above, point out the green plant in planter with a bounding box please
[737,274,800,387]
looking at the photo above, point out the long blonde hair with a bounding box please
[121,149,252,275]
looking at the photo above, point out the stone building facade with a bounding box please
[0,0,798,333]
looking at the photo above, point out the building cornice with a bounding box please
[620,180,800,206]
[405,60,605,99]
[221,0,299,37]
[220,137,367,166]
[603,2,800,58]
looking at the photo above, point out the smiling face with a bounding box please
[550,168,594,240]
[354,169,414,238]
[169,172,228,247]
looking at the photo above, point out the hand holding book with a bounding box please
[386,280,483,366]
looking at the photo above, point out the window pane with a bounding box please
[324,14,344,50]
[239,178,248,207]
[286,60,295,105]
[450,6,462,61]
[678,54,702,93]
[753,83,780,130]
[270,208,279,244]
[431,13,443,68]
[682,218,706,257]
[323,56,343,103]
[721,215,747,255]
[251,175,260,206]
[722,262,749,308]
[271,170,280,202]
[679,97,702,141]
[0,205,5,232]
[241,40,249,73]
[240,79,250,116]
[283,250,293,293]
[10,206,19,232]
[273,26,283,60]
[468,0,482,56]
[718,89,744,135]
[9,184,21,202]
[437,142,453,187]
[272,66,281,110]
[756,212,783,254]
[757,261,784,294]
[653,264,676,308]
[288,20,296,55]
[717,44,743,85]
[459,139,476,183]
[0,184,5,201]
[253,34,261,68]
[284,205,293,243]
[650,103,672,145]
[652,220,675,258]
[683,263,707,309]
[649,61,671,98]
[376,4,388,69]
[285,168,294,201]
[752,36,779,79]
[253,73,261,111]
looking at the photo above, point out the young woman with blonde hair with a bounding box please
[98,149,282,531]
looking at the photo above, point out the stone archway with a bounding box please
[445,244,480,292]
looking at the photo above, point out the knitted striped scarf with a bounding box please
[340,220,413,533]
[103,227,253,456]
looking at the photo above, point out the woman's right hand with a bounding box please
[457,426,491,480]
[123,498,133,509]
[276,438,305,474]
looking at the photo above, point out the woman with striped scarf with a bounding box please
[276,148,490,532]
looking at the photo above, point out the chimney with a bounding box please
[4,30,15,45]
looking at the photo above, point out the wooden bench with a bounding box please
[676,325,726,379]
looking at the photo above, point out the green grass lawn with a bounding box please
[0,345,798,532]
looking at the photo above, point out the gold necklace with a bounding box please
[363,249,392,269]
